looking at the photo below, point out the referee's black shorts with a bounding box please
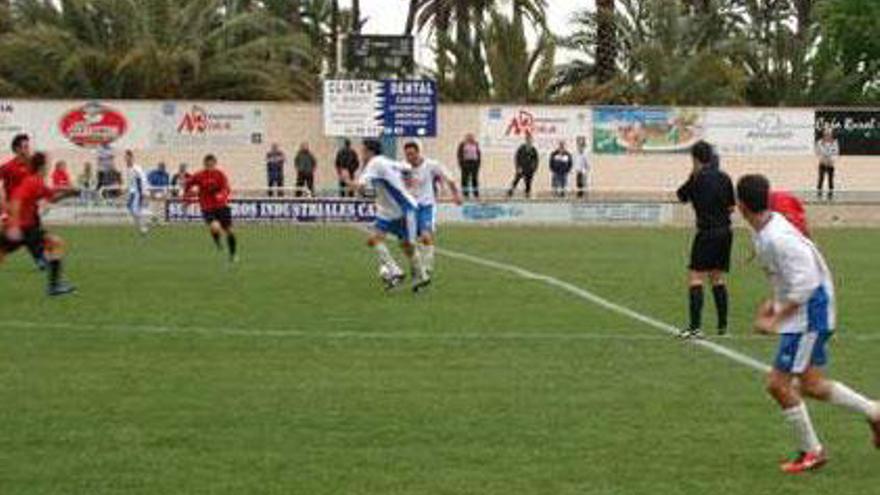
[689,228,733,272]
[202,207,233,229]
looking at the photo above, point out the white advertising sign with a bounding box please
[1,100,152,151]
[323,80,383,137]
[437,202,673,225]
[151,101,265,148]
[705,109,814,155]
[480,106,592,154]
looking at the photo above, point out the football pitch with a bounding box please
[1,225,878,495]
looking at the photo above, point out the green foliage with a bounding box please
[0,0,316,100]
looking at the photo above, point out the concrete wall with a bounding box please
[23,102,880,194]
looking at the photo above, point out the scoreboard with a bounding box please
[345,35,415,75]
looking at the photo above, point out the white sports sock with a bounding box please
[828,381,878,419]
[410,248,427,279]
[422,244,435,272]
[374,243,400,273]
[782,403,822,453]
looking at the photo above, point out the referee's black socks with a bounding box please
[688,285,704,331]
[712,284,729,331]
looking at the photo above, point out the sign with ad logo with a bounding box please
[165,199,377,223]
[705,109,814,155]
[592,107,705,154]
[57,102,128,148]
[1,100,151,151]
[323,79,437,138]
[814,110,880,156]
[152,102,265,148]
[480,106,592,154]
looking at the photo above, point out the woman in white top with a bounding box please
[815,128,839,201]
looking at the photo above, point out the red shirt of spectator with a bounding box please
[9,173,53,230]
[185,168,231,212]
[51,165,72,189]
[770,190,810,238]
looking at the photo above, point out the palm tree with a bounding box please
[595,0,616,83]
[0,0,315,100]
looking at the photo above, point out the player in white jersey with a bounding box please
[402,141,462,276]
[737,174,880,474]
[124,150,150,235]
[347,139,429,292]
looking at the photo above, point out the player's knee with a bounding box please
[709,272,725,285]
[44,236,65,258]
[420,235,433,246]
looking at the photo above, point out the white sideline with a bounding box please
[437,247,773,373]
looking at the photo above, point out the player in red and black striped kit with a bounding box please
[185,154,238,262]
[0,152,79,296]
[0,134,47,270]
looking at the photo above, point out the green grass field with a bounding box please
[1,224,878,495]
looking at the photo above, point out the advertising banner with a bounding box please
[381,80,437,137]
[152,101,265,148]
[815,110,880,155]
[323,79,437,138]
[437,202,673,225]
[592,107,705,154]
[705,109,814,155]
[1,100,152,150]
[165,199,377,223]
[480,106,592,154]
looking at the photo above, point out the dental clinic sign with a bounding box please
[323,79,437,138]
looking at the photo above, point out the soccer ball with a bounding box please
[379,264,395,282]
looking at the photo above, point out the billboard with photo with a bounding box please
[480,106,591,154]
[592,107,705,154]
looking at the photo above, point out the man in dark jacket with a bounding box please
[676,141,735,338]
[457,133,481,199]
[335,139,360,197]
[294,142,317,197]
[266,143,286,197]
[549,140,573,198]
[508,133,539,198]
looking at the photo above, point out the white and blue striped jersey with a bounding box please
[126,165,147,197]
[753,213,836,334]
[408,158,453,206]
[358,156,417,220]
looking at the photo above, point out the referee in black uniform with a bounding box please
[676,141,735,338]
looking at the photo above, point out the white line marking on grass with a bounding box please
[437,247,773,373]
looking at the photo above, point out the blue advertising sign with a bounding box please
[380,80,437,137]
[166,199,377,223]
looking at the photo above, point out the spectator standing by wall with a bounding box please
[171,164,191,197]
[148,163,170,197]
[457,133,481,199]
[815,128,839,201]
[335,139,360,197]
[574,136,590,199]
[549,140,573,198]
[266,143,286,197]
[96,144,115,190]
[294,142,317,197]
[77,162,96,203]
[508,133,539,198]
[51,161,71,189]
